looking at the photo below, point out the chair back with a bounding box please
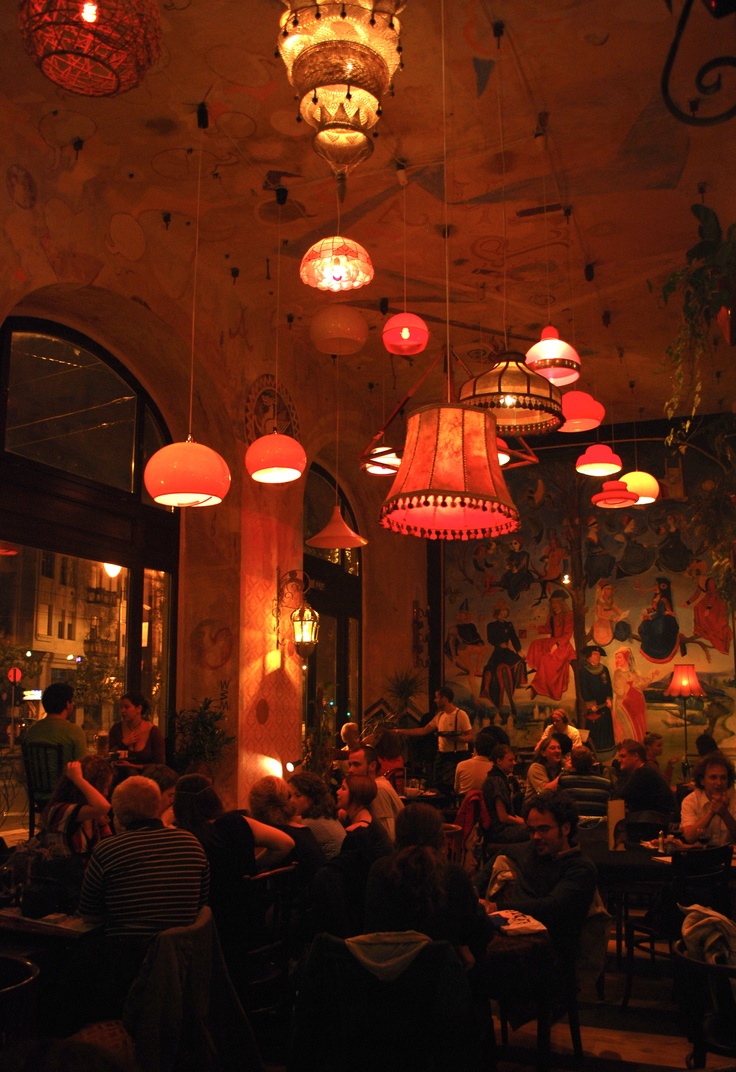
[239,862,299,1028]
[21,742,64,839]
[672,843,732,915]
[383,766,405,796]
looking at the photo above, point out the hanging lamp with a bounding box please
[143,104,231,508]
[362,443,403,475]
[496,437,511,466]
[300,235,373,292]
[591,478,638,508]
[459,351,563,436]
[620,470,660,505]
[559,390,604,432]
[380,404,520,540]
[310,305,368,355]
[382,183,429,356]
[246,187,306,485]
[307,353,368,549]
[525,326,580,386]
[18,0,162,97]
[575,444,622,477]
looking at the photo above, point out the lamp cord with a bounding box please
[402,183,407,313]
[334,354,340,506]
[440,0,451,403]
[188,129,204,438]
[543,163,551,325]
[495,26,508,351]
[275,199,282,413]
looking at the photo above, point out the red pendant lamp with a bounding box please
[576,444,622,476]
[525,326,580,386]
[382,312,430,356]
[379,404,520,540]
[143,106,230,508]
[559,391,605,433]
[18,0,161,97]
[591,478,638,508]
[496,437,510,466]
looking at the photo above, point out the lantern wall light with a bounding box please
[274,568,320,658]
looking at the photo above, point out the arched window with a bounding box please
[303,464,362,737]
[0,317,178,744]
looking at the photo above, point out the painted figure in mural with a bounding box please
[500,537,537,602]
[614,512,656,578]
[684,559,732,656]
[480,599,527,715]
[590,580,629,647]
[612,647,654,742]
[655,513,692,574]
[444,601,485,676]
[526,589,575,702]
[472,540,502,595]
[637,576,682,663]
[578,645,615,752]
[535,529,568,603]
[583,517,616,589]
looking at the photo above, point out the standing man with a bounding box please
[346,745,404,843]
[24,682,87,764]
[398,686,473,792]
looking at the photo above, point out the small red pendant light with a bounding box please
[382,312,430,356]
[559,391,605,433]
[144,438,231,507]
[245,432,306,485]
[591,478,638,509]
[575,444,622,477]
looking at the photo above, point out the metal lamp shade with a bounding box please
[458,351,562,436]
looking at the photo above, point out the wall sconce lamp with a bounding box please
[275,568,320,658]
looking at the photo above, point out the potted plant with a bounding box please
[172,695,235,777]
[659,204,736,420]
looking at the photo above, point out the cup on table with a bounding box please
[94,731,109,756]
[405,779,420,798]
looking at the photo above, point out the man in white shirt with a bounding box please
[347,745,404,843]
[398,687,474,792]
[454,732,494,797]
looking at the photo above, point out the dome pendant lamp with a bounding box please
[382,182,429,356]
[575,444,622,477]
[591,478,638,509]
[246,187,306,485]
[525,326,580,386]
[559,390,604,433]
[619,388,660,505]
[144,105,230,508]
[300,235,373,292]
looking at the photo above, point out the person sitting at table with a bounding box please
[681,752,736,846]
[454,732,495,797]
[140,763,179,826]
[108,692,165,778]
[365,803,492,966]
[373,728,406,793]
[249,774,327,884]
[25,682,86,764]
[482,745,529,843]
[558,747,611,818]
[43,757,113,857]
[643,732,679,786]
[535,708,582,754]
[610,739,675,821]
[346,745,404,843]
[524,734,567,804]
[481,789,598,961]
[287,770,346,860]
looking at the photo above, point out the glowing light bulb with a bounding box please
[502,394,517,407]
[81,2,98,21]
[400,327,411,340]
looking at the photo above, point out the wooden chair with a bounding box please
[622,843,732,1008]
[21,742,64,839]
[672,938,736,1069]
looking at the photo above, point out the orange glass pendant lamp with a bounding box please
[559,391,605,433]
[575,444,622,477]
[382,312,430,356]
[380,404,520,540]
[245,431,306,485]
[619,470,660,504]
[300,236,374,292]
[525,326,580,386]
[144,437,231,507]
[590,478,638,508]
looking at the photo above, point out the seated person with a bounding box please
[610,739,675,820]
[42,757,113,857]
[288,770,346,860]
[558,747,611,817]
[481,790,598,963]
[249,775,327,884]
[455,732,494,797]
[141,763,179,826]
[643,731,679,785]
[482,745,528,843]
[535,708,582,754]
[365,803,491,965]
[373,729,406,793]
[524,734,566,804]
[681,752,736,846]
[346,745,404,843]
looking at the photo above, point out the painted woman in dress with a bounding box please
[480,599,527,714]
[526,590,575,702]
[637,576,681,663]
[591,580,626,648]
[684,560,732,656]
[612,646,653,742]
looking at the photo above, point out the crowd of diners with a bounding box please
[10,682,736,1067]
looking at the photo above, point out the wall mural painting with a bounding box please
[442,448,736,763]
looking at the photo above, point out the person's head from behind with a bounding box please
[692,752,735,796]
[249,775,295,825]
[643,731,663,759]
[374,729,403,761]
[491,743,516,775]
[142,764,179,814]
[616,739,646,772]
[288,771,336,819]
[336,773,376,816]
[474,732,495,760]
[42,682,74,716]
[394,803,444,852]
[49,755,113,807]
[569,746,594,775]
[695,733,719,757]
[524,789,579,855]
[173,773,223,836]
[340,722,360,748]
[347,745,379,779]
[112,776,161,831]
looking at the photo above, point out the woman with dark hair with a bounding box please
[288,771,345,859]
[43,757,113,856]
[108,692,165,774]
[364,804,490,962]
[681,753,736,846]
[249,775,327,882]
[482,745,528,843]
